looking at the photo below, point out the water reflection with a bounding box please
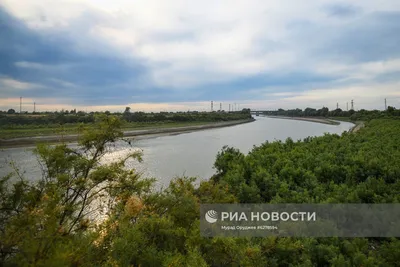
[0,117,353,189]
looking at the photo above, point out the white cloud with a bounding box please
[47,78,78,88]
[0,77,42,90]
[8,0,396,88]
[314,59,400,81]
[268,92,299,97]
[15,61,45,69]
[2,0,400,108]
[260,82,400,110]
[0,99,212,113]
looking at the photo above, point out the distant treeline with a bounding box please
[2,105,399,126]
[0,108,252,126]
[262,106,400,121]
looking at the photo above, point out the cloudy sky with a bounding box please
[1,0,400,112]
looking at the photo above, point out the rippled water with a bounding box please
[0,117,353,189]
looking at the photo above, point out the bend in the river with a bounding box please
[0,117,354,189]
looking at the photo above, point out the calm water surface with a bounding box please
[0,117,353,189]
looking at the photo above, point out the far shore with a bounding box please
[265,115,341,125]
[0,118,255,148]
[265,115,366,133]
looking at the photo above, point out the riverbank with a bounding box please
[266,115,366,133]
[348,121,365,133]
[265,116,341,125]
[326,117,364,133]
[0,118,255,148]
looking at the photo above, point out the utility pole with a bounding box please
[385,98,387,110]
[211,101,213,112]
[220,103,222,111]
[34,102,36,113]
[20,97,22,114]
[351,100,354,110]
[229,104,231,112]
[337,103,339,110]
[347,102,348,111]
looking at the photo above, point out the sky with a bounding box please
[0,0,400,112]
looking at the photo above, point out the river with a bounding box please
[0,117,353,189]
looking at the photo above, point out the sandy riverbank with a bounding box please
[348,121,365,133]
[265,116,341,125]
[0,118,255,148]
[266,115,366,133]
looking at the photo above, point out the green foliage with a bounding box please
[0,110,252,128]
[262,106,400,121]
[214,119,400,204]
[1,116,399,266]
[0,115,153,265]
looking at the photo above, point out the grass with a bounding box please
[0,121,224,139]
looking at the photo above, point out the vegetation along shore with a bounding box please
[0,108,253,147]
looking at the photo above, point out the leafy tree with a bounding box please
[0,115,153,265]
[213,146,246,178]
[305,107,317,116]
[317,107,329,117]
[7,109,15,114]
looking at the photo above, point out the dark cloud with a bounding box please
[286,10,400,68]
[374,71,400,84]
[324,4,361,18]
[183,72,340,102]
[317,11,400,63]
[0,7,151,105]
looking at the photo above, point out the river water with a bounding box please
[0,117,353,189]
